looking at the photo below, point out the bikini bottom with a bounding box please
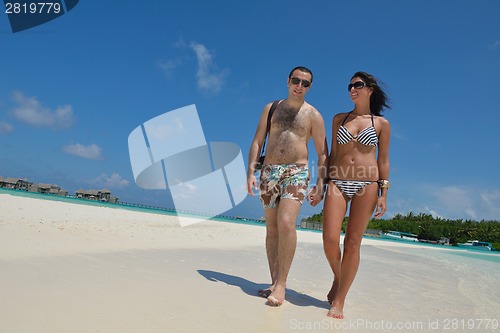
[330,179,375,200]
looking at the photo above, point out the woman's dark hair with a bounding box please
[351,71,391,116]
[289,66,313,83]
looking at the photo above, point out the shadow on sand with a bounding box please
[198,269,329,309]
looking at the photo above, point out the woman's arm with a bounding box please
[375,117,391,217]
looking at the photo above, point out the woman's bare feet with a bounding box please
[327,280,339,305]
[327,300,344,319]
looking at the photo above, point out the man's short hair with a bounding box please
[289,66,313,83]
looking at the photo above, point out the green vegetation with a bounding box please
[302,211,500,247]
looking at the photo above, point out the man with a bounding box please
[247,66,328,306]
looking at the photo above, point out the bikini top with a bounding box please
[336,112,378,147]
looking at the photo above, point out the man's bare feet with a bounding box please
[267,285,285,306]
[258,283,275,298]
[267,295,284,306]
[258,289,272,298]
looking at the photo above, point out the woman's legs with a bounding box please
[329,182,379,318]
[322,182,348,306]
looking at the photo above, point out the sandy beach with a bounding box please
[1,191,499,333]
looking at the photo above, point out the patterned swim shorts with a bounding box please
[259,163,310,209]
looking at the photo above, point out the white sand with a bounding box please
[1,192,499,333]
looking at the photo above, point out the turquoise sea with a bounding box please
[2,188,499,263]
[370,235,500,264]
[299,229,500,264]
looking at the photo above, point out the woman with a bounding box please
[323,71,391,319]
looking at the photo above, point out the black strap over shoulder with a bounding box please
[266,100,279,133]
[261,100,280,156]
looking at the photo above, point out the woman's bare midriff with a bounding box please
[329,145,378,180]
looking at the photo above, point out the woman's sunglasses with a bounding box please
[290,77,311,88]
[348,81,366,91]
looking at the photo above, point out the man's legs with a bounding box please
[258,163,308,304]
[267,198,301,306]
[261,207,279,297]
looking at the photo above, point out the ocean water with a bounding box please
[370,236,500,263]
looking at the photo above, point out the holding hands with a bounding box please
[307,184,325,207]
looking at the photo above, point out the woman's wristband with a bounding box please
[378,179,390,189]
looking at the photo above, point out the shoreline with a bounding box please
[0,187,266,225]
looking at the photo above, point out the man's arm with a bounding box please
[247,102,273,195]
[308,108,329,206]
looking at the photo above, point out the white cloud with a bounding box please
[428,185,477,219]
[160,39,229,94]
[89,173,129,189]
[421,184,500,221]
[171,179,199,199]
[63,143,103,160]
[479,189,500,219]
[11,91,75,129]
[189,42,229,94]
[0,121,14,134]
[423,207,444,219]
[433,186,470,208]
[490,41,500,49]
[158,58,183,77]
[146,116,185,140]
[174,37,186,48]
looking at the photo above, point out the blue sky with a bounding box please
[1,0,499,222]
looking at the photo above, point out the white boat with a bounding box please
[457,240,495,251]
[380,230,419,242]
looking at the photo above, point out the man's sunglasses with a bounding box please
[290,77,311,88]
[348,81,366,91]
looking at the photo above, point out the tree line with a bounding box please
[302,211,500,248]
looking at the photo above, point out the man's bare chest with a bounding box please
[271,109,309,136]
